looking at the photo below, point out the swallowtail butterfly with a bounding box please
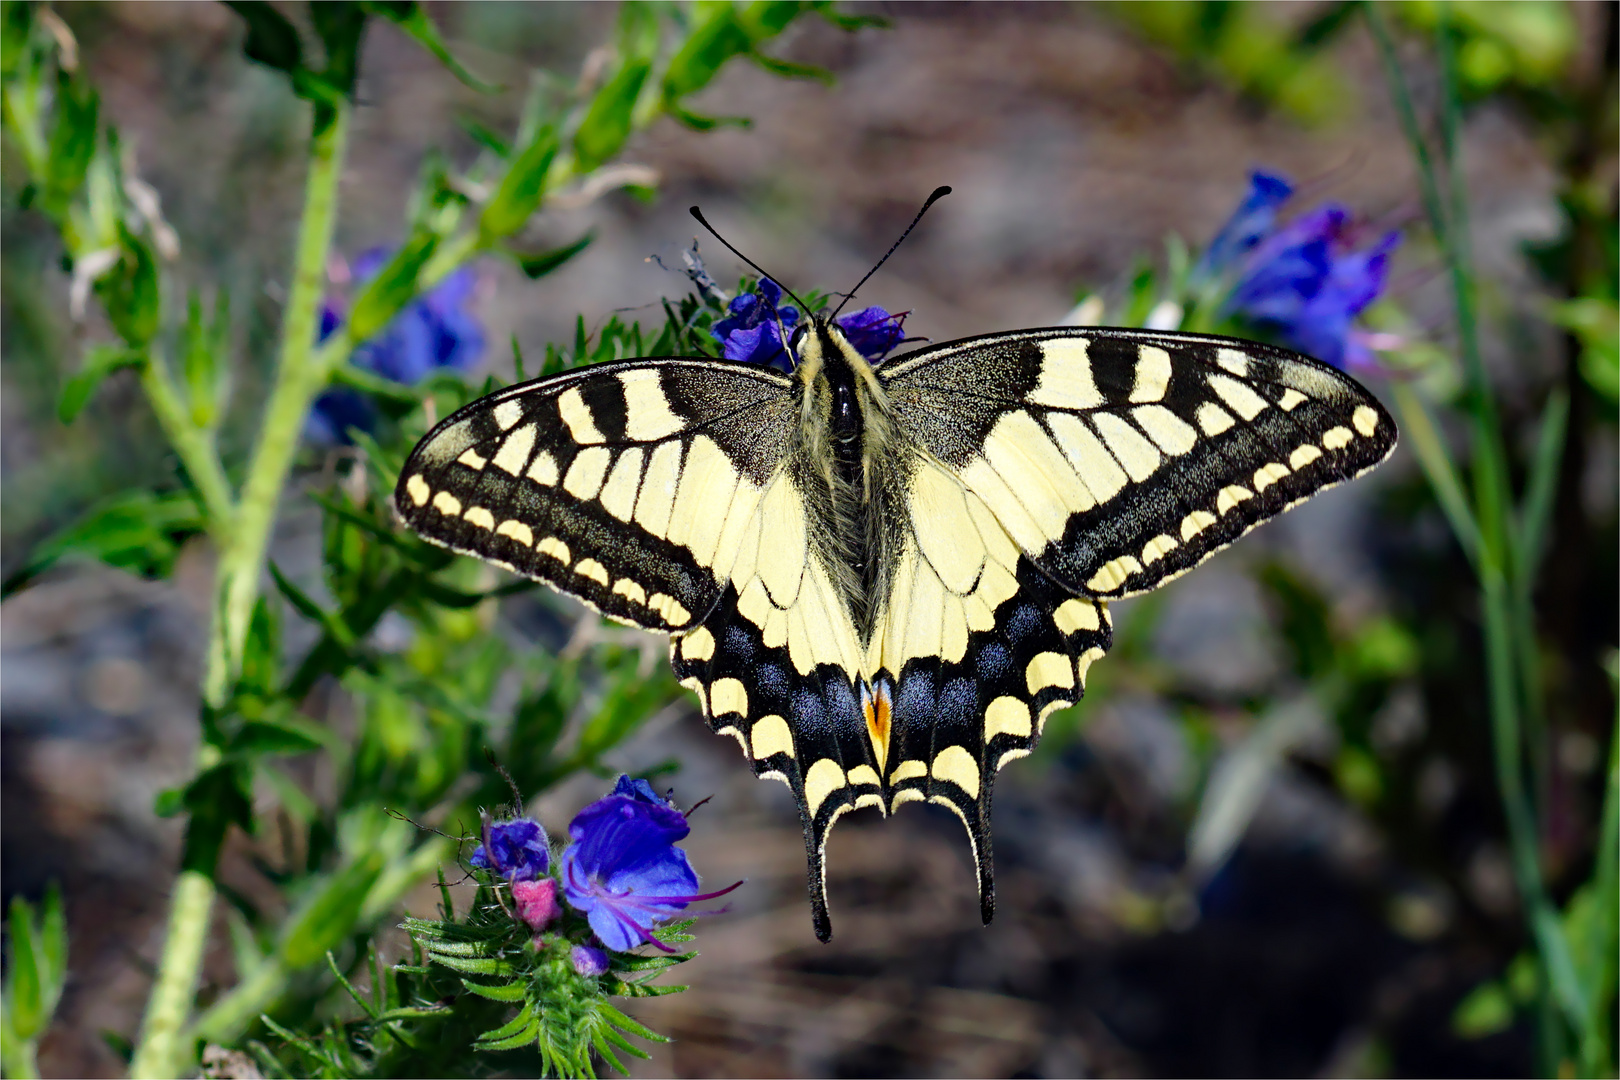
[395,207,1396,941]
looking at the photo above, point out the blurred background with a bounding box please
[2,2,1615,1077]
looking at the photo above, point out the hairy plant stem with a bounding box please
[128,103,352,1080]
[137,350,235,531]
[1365,4,1587,1064]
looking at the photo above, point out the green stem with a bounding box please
[138,350,235,532]
[127,870,215,1079]
[213,104,352,705]
[128,103,352,1080]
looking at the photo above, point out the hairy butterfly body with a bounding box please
[396,316,1396,941]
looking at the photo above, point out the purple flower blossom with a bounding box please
[470,817,550,883]
[1202,172,1400,373]
[559,776,740,952]
[308,248,485,443]
[712,277,800,371]
[834,306,907,363]
[571,944,610,977]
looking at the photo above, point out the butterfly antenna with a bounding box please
[688,206,812,315]
[829,185,951,321]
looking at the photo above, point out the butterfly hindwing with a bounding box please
[395,358,796,631]
[881,327,1396,599]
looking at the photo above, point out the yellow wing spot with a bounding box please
[617,369,687,442]
[650,593,690,627]
[456,448,487,470]
[431,491,462,517]
[537,536,571,565]
[1047,413,1128,505]
[563,447,612,499]
[1208,373,1269,421]
[1252,462,1290,492]
[611,578,647,606]
[854,793,884,810]
[1180,510,1218,540]
[557,388,605,444]
[931,745,981,798]
[891,788,925,812]
[405,474,431,506]
[463,507,495,530]
[846,764,881,787]
[889,759,928,784]
[984,696,1032,740]
[710,677,748,719]
[1216,484,1254,515]
[633,441,683,539]
[1054,597,1101,635]
[715,725,747,754]
[574,558,609,586]
[1129,345,1173,403]
[491,425,536,475]
[496,520,533,546]
[1352,405,1379,437]
[1289,444,1323,470]
[1141,533,1179,566]
[1321,426,1353,451]
[680,676,707,713]
[1195,402,1236,437]
[1132,405,1198,456]
[493,400,523,430]
[1031,338,1104,409]
[804,758,847,817]
[1215,347,1249,377]
[526,450,560,487]
[749,714,794,759]
[1037,698,1071,733]
[1091,413,1161,483]
[1086,554,1143,592]
[1099,603,1113,628]
[1076,645,1106,687]
[1026,651,1075,693]
[997,748,1031,771]
[679,626,715,662]
[598,448,644,521]
[1277,388,1308,411]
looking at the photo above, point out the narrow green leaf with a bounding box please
[223,1,304,75]
[100,229,161,346]
[479,125,558,240]
[268,562,357,649]
[663,6,751,103]
[1389,380,1485,568]
[1452,979,1514,1038]
[475,1019,540,1053]
[5,897,43,1040]
[43,69,98,214]
[308,1,367,98]
[348,230,439,343]
[359,1,499,93]
[230,716,326,757]
[424,951,512,976]
[377,1004,454,1021]
[277,852,385,969]
[326,951,380,1019]
[1514,386,1568,576]
[573,59,650,172]
[153,786,186,818]
[3,488,203,597]
[460,978,527,1001]
[58,344,143,423]
[508,232,594,280]
[476,1000,537,1043]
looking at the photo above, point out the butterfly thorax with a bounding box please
[790,320,910,644]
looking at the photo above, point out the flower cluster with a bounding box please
[467,775,739,974]
[1202,170,1400,373]
[307,248,485,443]
[711,277,907,371]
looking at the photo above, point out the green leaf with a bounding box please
[479,125,558,241]
[224,1,304,76]
[507,232,593,280]
[359,1,499,93]
[3,488,204,596]
[179,760,254,874]
[231,716,327,757]
[269,562,357,649]
[5,897,43,1040]
[425,950,514,976]
[278,852,385,969]
[181,289,230,428]
[460,978,526,1002]
[661,7,751,104]
[43,69,99,215]
[239,596,281,697]
[475,1001,538,1044]
[153,786,186,818]
[573,58,651,173]
[1452,979,1514,1038]
[308,1,368,98]
[99,229,161,346]
[58,343,143,423]
[348,230,439,343]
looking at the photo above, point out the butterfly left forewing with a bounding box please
[881,327,1397,600]
[395,358,795,632]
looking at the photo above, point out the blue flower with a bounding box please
[712,277,800,371]
[1200,172,1400,372]
[308,248,486,443]
[1194,170,1295,282]
[834,305,907,363]
[559,776,740,952]
[469,816,550,883]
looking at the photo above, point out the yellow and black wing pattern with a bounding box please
[396,324,1395,943]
